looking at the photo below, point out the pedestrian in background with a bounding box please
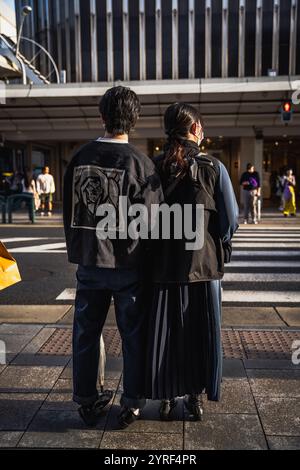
[36,166,55,216]
[22,167,40,211]
[240,163,261,224]
[283,168,297,217]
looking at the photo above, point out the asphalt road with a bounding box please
[1,221,300,306]
[0,225,76,304]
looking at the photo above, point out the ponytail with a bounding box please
[162,102,203,176]
[163,135,189,175]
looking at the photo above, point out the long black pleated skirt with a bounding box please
[145,280,222,402]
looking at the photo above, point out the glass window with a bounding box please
[129,0,140,80]
[297,2,300,74]
[245,0,255,77]
[69,0,76,82]
[80,0,91,81]
[178,0,188,78]
[162,0,172,79]
[279,0,291,75]
[113,0,123,80]
[96,0,108,82]
[211,0,222,77]
[228,0,239,77]
[145,0,156,79]
[194,0,205,78]
[59,0,67,77]
[262,0,273,75]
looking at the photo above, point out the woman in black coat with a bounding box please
[145,103,239,420]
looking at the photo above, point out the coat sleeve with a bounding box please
[63,160,74,239]
[215,162,239,244]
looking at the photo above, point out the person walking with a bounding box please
[22,168,40,211]
[240,163,261,224]
[283,168,297,217]
[63,86,163,427]
[36,166,55,216]
[145,103,239,420]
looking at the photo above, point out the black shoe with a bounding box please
[159,399,177,421]
[94,389,114,412]
[184,394,204,421]
[118,406,140,429]
[78,390,113,426]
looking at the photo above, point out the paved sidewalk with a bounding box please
[0,306,299,450]
[0,213,299,449]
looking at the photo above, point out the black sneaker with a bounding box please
[184,394,204,421]
[118,406,140,429]
[78,390,113,426]
[159,399,177,421]
[94,389,113,412]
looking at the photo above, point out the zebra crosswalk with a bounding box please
[55,225,300,306]
[223,226,300,305]
[1,227,300,306]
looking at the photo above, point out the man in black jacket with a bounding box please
[63,86,163,427]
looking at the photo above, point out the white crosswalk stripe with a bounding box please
[230,261,300,268]
[2,230,300,305]
[232,250,300,257]
[224,273,300,282]
[56,289,76,300]
[1,237,51,243]
[225,227,300,304]
[233,242,300,248]
[223,291,300,303]
[9,242,67,253]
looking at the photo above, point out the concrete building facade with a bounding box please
[1,0,300,203]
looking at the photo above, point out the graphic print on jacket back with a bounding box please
[71,165,125,230]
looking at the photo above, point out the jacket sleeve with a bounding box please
[215,162,239,246]
[63,160,74,239]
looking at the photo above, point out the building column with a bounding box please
[239,137,263,199]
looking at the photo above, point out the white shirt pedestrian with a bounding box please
[36,172,55,195]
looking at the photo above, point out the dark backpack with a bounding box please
[164,153,219,198]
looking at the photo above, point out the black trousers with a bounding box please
[73,265,146,409]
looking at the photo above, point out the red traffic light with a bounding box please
[283,101,291,112]
[281,100,293,122]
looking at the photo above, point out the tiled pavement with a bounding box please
[0,307,299,450]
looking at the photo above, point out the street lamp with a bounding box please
[16,5,32,57]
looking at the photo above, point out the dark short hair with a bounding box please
[99,86,141,135]
[247,163,254,170]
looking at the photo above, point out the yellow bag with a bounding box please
[0,241,21,290]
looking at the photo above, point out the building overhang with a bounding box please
[1,77,300,141]
[0,55,20,78]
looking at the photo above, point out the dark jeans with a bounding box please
[73,265,146,409]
